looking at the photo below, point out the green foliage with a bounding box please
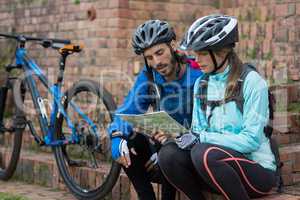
[0,193,29,200]
[19,0,48,5]
[275,102,287,112]
[253,9,261,22]
[73,0,80,4]
[263,51,273,60]
[240,34,248,39]
[287,102,300,113]
[0,41,16,70]
[211,0,220,9]
[35,164,50,186]
[246,48,258,59]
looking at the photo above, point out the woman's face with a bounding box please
[190,50,228,74]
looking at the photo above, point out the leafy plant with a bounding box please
[0,192,29,200]
[73,0,80,4]
[287,102,300,113]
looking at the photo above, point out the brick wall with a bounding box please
[0,0,299,106]
[0,0,299,198]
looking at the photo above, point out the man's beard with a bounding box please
[152,54,177,72]
[164,54,178,76]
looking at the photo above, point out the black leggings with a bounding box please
[158,142,276,200]
[122,133,176,200]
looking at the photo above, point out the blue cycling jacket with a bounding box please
[108,63,203,138]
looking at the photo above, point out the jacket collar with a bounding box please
[209,65,231,81]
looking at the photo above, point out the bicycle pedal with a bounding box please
[12,123,26,130]
[0,124,15,133]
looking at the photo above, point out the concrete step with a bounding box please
[279,143,300,185]
[0,148,300,200]
[13,137,300,187]
[0,148,136,200]
[0,181,299,200]
[203,192,300,200]
[0,180,75,200]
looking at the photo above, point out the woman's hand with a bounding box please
[153,130,168,144]
[175,132,200,150]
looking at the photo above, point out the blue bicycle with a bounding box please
[0,33,121,200]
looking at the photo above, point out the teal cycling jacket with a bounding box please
[192,65,276,171]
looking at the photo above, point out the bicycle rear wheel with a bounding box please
[0,85,25,180]
[53,79,121,200]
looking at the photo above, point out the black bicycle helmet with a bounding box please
[132,19,176,55]
[180,14,238,51]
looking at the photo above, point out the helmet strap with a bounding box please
[143,54,153,74]
[166,43,181,79]
[209,50,232,74]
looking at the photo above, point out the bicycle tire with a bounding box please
[0,84,25,180]
[53,79,121,200]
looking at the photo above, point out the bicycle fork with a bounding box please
[0,78,27,135]
[0,86,9,133]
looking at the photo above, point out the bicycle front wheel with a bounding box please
[0,85,25,180]
[53,79,121,200]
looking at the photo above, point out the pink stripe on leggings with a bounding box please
[203,147,272,200]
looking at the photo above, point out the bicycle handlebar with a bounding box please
[0,33,71,44]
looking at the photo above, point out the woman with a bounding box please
[155,14,277,200]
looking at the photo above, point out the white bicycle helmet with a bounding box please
[180,14,238,51]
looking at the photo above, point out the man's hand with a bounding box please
[111,137,131,168]
[153,130,168,144]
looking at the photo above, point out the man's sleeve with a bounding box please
[107,68,152,138]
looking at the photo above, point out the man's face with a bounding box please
[144,43,176,78]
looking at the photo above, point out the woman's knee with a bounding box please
[190,143,216,172]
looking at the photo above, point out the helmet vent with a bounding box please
[207,23,215,28]
[158,28,168,37]
[150,28,154,38]
[141,31,146,40]
[136,36,142,44]
[218,31,226,38]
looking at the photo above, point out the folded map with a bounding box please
[116,111,188,137]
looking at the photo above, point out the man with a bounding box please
[108,19,202,200]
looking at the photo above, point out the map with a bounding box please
[116,111,188,137]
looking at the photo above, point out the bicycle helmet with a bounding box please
[180,14,238,51]
[132,19,176,55]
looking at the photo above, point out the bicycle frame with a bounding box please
[14,43,100,147]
